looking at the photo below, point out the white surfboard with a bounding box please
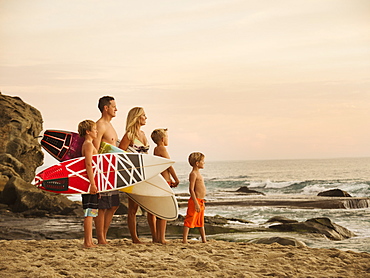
[127,193,179,221]
[121,174,174,197]
[99,141,178,220]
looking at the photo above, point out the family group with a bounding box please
[78,96,207,248]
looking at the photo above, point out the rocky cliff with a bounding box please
[0,93,44,183]
[0,93,79,215]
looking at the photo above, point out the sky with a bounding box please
[1,0,370,162]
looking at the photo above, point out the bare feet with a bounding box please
[84,243,98,248]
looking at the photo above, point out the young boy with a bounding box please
[78,120,99,248]
[151,128,180,244]
[183,152,207,243]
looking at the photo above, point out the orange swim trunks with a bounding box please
[184,198,205,228]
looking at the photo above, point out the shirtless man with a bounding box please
[92,96,119,244]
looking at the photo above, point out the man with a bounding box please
[92,96,119,244]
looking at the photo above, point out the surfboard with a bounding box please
[98,141,123,154]
[40,130,84,162]
[121,172,173,196]
[38,130,179,220]
[98,142,179,219]
[97,142,179,219]
[33,152,174,194]
[128,194,179,221]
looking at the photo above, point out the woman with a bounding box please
[119,107,155,243]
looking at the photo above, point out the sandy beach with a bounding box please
[1,238,369,278]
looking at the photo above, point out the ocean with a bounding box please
[50,156,370,252]
[172,157,370,253]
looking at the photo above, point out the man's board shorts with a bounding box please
[98,191,120,209]
[82,194,99,217]
[184,198,205,228]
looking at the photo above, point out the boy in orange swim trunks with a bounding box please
[183,152,207,243]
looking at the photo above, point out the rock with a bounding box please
[22,209,49,218]
[114,193,132,215]
[265,216,299,224]
[306,217,355,239]
[0,174,9,191]
[0,93,44,182]
[249,236,306,247]
[342,199,370,209]
[115,202,129,215]
[200,196,370,209]
[60,202,84,217]
[0,203,9,210]
[318,189,351,197]
[236,186,265,195]
[269,217,355,240]
[205,215,228,225]
[0,93,84,216]
[2,176,76,215]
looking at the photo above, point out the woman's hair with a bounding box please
[126,107,145,142]
[151,128,168,144]
[78,120,96,137]
[188,152,205,167]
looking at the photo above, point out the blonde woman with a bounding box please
[119,107,155,243]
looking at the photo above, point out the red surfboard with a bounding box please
[33,152,174,194]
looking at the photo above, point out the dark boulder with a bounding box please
[318,189,351,197]
[0,93,86,216]
[0,93,44,182]
[265,216,299,224]
[205,215,228,225]
[269,217,355,240]
[236,186,265,195]
[1,176,77,215]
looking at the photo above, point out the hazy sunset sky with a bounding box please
[1,0,369,162]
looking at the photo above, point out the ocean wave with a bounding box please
[248,180,298,189]
[296,181,369,197]
[208,175,250,182]
[177,173,369,198]
[246,179,368,195]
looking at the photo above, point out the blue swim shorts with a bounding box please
[84,208,98,218]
